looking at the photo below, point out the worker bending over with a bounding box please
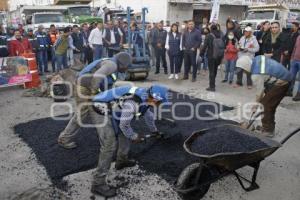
[91,85,169,197]
[58,52,132,148]
[236,55,292,137]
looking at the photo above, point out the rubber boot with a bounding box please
[91,184,117,197]
[292,92,300,101]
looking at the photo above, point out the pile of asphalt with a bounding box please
[14,91,233,186]
[190,127,269,155]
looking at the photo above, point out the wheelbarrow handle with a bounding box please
[246,111,263,130]
[280,127,300,145]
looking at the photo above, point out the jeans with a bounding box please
[208,57,223,89]
[197,54,208,71]
[37,49,48,74]
[92,44,103,61]
[51,47,56,72]
[297,72,300,93]
[184,50,197,79]
[155,47,167,73]
[56,53,68,72]
[83,46,93,64]
[168,52,180,74]
[290,60,300,93]
[67,49,74,66]
[224,59,236,82]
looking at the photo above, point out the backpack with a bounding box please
[211,33,225,59]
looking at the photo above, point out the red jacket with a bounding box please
[224,41,238,61]
[9,38,32,56]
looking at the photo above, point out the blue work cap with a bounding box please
[149,85,169,103]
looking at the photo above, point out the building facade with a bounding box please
[0,0,8,11]
[94,0,250,29]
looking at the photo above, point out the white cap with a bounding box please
[244,26,253,32]
[236,56,252,72]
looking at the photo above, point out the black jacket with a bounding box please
[152,28,167,47]
[200,30,222,59]
[182,28,202,50]
[261,33,286,62]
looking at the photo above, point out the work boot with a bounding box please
[91,184,117,197]
[292,92,300,101]
[115,159,136,170]
[58,137,77,149]
[261,130,275,138]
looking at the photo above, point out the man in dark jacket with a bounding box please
[81,23,93,64]
[200,24,223,91]
[26,29,38,53]
[71,25,84,66]
[182,20,202,82]
[103,21,124,57]
[35,25,50,74]
[152,22,168,74]
[261,22,285,63]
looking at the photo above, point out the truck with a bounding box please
[64,5,102,24]
[25,12,76,31]
[9,5,75,31]
[240,4,289,30]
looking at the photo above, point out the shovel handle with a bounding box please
[280,127,300,145]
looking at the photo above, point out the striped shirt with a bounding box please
[119,100,157,140]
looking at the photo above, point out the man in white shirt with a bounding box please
[88,22,105,61]
[103,21,124,57]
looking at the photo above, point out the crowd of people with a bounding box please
[0,17,300,101]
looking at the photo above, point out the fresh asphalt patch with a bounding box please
[14,91,234,187]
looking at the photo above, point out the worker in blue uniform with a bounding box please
[57,52,132,149]
[90,84,169,197]
[236,55,292,137]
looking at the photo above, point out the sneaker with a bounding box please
[229,81,233,85]
[222,79,228,83]
[91,184,117,197]
[191,78,196,82]
[233,84,242,88]
[168,74,174,79]
[115,159,136,170]
[175,74,179,80]
[206,87,216,92]
[247,86,253,90]
[58,137,77,149]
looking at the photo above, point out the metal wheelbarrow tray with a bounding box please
[175,124,300,200]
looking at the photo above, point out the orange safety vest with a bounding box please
[49,32,59,44]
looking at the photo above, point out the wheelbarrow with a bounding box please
[175,124,300,200]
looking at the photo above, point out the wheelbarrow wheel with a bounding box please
[175,163,211,200]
